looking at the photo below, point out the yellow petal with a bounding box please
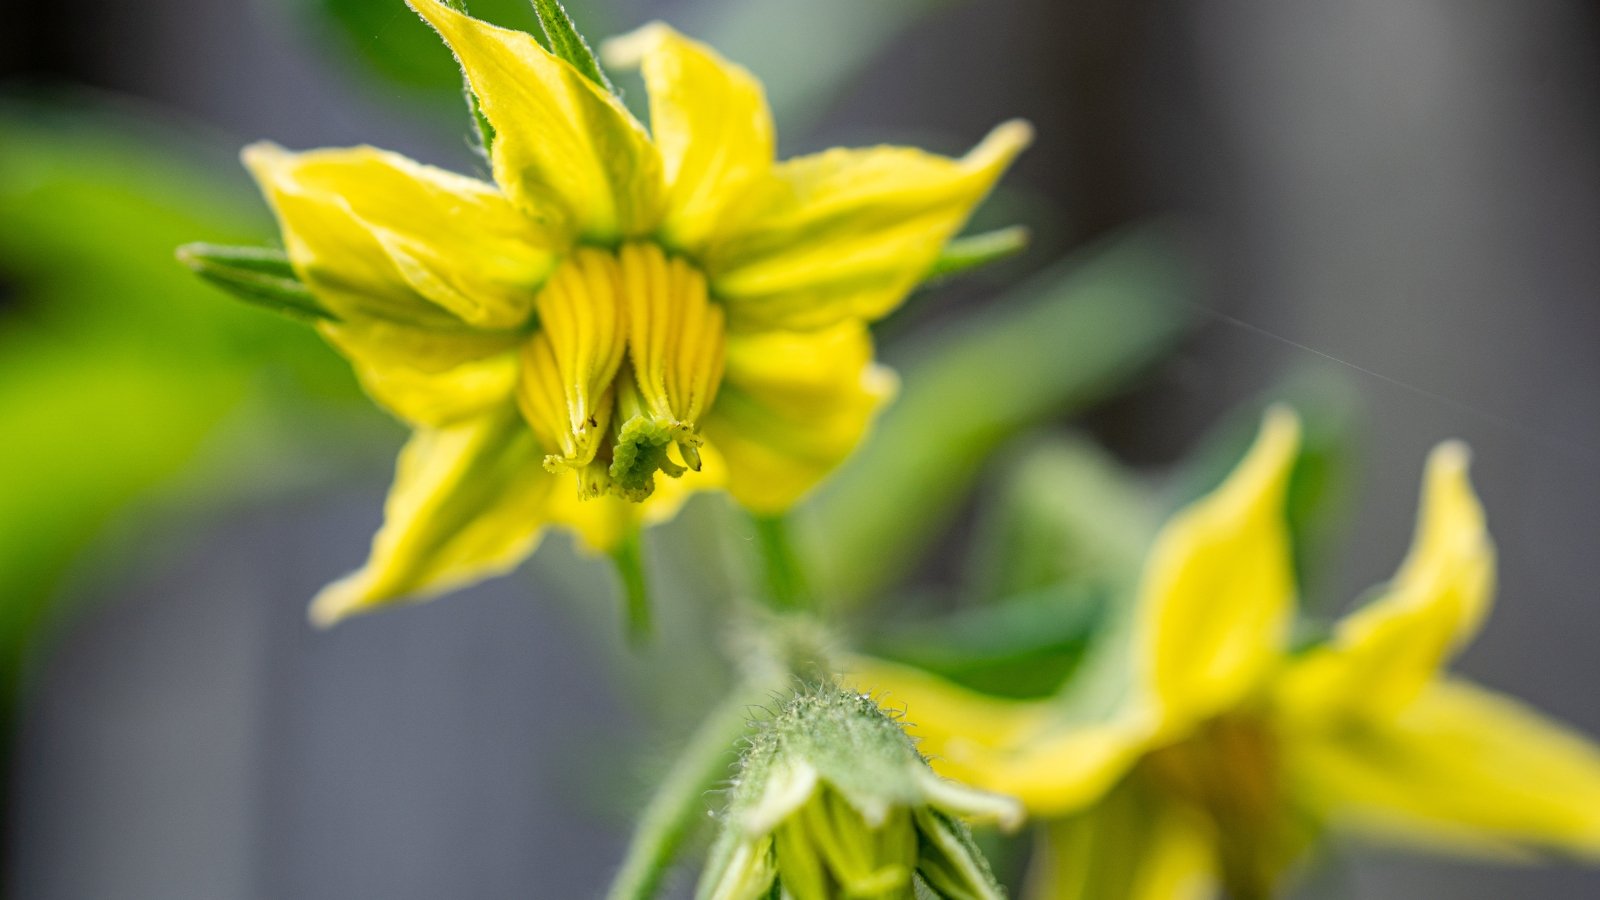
[703,121,1032,331]
[407,0,664,242]
[702,321,896,514]
[602,23,775,254]
[1024,781,1215,900]
[309,409,555,626]
[1136,407,1300,737]
[1278,442,1495,720]
[320,318,521,427]
[243,142,552,330]
[1285,678,1600,858]
[845,658,1151,818]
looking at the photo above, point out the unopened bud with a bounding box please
[698,683,1022,900]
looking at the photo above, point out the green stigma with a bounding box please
[609,416,687,502]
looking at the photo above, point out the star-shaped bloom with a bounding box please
[207,0,1028,624]
[851,408,1600,899]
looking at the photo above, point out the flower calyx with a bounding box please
[698,682,1021,900]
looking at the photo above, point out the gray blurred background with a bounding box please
[3,0,1600,897]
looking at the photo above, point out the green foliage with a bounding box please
[865,434,1158,699]
[298,0,950,133]
[0,105,361,708]
[963,436,1153,603]
[1166,366,1364,612]
[295,0,543,94]
[866,584,1104,699]
[804,227,1196,606]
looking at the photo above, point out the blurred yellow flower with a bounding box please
[851,408,1600,899]
[235,0,1029,624]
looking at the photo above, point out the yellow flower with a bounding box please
[230,0,1029,624]
[850,408,1600,899]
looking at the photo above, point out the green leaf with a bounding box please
[529,0,616,94]
[923,226,1029,284]
[864,435,1156,698]
[176,243,337,321]
[296,0,542,94]
[1165,365,1364,614]
[0,102,362,719]
[963,434,1153,604]
[865,583,1105,699]
[803,226,1196,606]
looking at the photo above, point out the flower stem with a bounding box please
[752,514,811,611]
[610,530,653,644]
[603,687,763,900]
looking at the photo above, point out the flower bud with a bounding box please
[698,683,1022,900]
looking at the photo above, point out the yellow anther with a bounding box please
[517,242,726,502]
[515,247,627,471]
[619,242,726,447]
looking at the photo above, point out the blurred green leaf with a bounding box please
[291,0,600,95]
[1164,365,1365,614]
[866,584,1104,699]
[866,434,1155,699]
[964,434,1154,603]
[0,103,360,709]
[802,226,1196,606]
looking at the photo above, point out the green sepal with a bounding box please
[440,0,499,156]
[464,83,498,158]
[698,684,1018,900]
[609,528,653,644]
[175,243,337,321]
[924,226,1029,285]
[528,0,617,95]
[913,808,1008,900]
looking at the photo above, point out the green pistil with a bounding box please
[609,416,686,502]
